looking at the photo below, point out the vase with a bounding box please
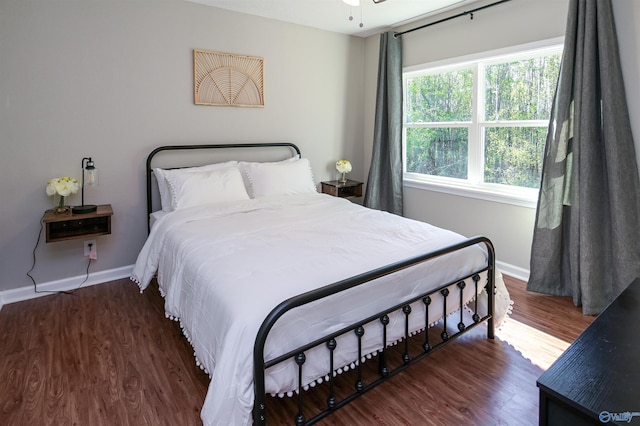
[53,194,71,215]
[339,172,347,184]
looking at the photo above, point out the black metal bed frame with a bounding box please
[253,236,494,425]
[145,143,495,425]
[145,142,301,233]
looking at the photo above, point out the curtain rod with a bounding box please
[394,0,513,37]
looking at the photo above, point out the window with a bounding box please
[403,40,563,206]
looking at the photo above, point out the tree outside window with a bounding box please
[404,44,562,199]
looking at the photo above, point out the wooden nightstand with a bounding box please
[43,204,113,243]
[321,180,363,198]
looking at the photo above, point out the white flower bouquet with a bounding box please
[46,176,79,212]
[336,160,352,183]
[336,160,352,174]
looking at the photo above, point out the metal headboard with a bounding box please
[145,143,301,233]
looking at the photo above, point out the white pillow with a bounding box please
[237,155,299,197]
[243,158,316,198]
[154,161,238,211]
[164,166,249,210]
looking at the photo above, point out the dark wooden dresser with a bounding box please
[537,277,640,425]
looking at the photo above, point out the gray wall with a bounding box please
[364,0,640,276]
[0,0,364,292]
[3,0,639,292]
[613,0,640,173]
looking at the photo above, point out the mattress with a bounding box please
[131,193,509,425]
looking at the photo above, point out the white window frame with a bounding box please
[402,37,564,208]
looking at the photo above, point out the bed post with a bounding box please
[485,238,496,340]
[253,303,285,426]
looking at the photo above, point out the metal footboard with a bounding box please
[253,236,495,425]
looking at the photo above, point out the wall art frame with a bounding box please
[193,49,264,107]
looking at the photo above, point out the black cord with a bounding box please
[27,213,93,295]
[26,212,48,293]
[62,256,93,295]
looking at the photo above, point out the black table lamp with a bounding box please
[72,157,98,214]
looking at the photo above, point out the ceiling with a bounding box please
[186,0,482,38]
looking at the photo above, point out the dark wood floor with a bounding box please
[0,275,594,425]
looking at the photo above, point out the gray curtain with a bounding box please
[363,32,403,215]
[528,0,640,315]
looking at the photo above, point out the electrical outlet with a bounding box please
[84,240,97,258]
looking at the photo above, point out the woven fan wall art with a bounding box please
[193,49,264,107]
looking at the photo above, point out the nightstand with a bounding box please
[43,204,113,243]
[321,180,363,198]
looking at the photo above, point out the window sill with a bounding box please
[403,176,538,209]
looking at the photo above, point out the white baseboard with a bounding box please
[496,260,530,283]
[0,265,134,312]
[0,261,528,313]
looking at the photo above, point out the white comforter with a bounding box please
[131,193,509,425]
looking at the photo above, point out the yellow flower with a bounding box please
[46,176,80,197]
[336,160,352,174]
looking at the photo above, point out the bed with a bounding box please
[131,143,511,425]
